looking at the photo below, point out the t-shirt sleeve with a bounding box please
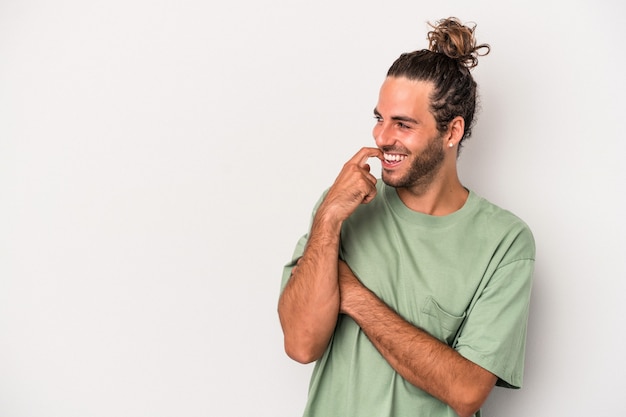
[454,254,535,389]
[279,191,328,294]
[280,232,308,293]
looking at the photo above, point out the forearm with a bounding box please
[278,213,342,363]
[342,275,496,417]
[279,147,382,363]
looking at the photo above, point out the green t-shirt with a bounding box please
[281,181,535,417]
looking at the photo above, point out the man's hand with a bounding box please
[336,261,497,417]
[317,147,383,225]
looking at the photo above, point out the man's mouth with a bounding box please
[383,153,407,166]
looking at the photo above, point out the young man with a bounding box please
[278,18,535,417]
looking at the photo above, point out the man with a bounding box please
[278,17,535,417]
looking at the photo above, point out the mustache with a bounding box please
[381,146,409,154]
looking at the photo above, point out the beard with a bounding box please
[381,132,446,189]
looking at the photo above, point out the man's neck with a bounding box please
[395,177,468,216]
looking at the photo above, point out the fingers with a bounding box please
[349,147,383,167]
[362,190,377,204]
[349,148,380,198]
[289,257,302,278]
[319,147,382,222]
[346,148,381,188]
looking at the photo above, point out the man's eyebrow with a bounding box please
[373,108,418,124]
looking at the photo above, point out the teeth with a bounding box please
[384,153,407,162]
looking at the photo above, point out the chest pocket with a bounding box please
[421,296,466,346]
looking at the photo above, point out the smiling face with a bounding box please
[373,77,447,190]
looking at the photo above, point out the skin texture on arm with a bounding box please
[338,261,497,417]
[277,216,340,364]
[278,147,382,364]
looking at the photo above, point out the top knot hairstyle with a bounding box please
[387,17,490,150]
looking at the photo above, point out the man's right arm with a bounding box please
[277,147,383,363]
[277,211,342,363]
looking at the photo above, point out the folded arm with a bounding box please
[338,261,497,417]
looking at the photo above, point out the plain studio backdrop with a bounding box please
[1,1,624,416]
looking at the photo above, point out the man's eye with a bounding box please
[397,122,409,129]
[374,116,383,122]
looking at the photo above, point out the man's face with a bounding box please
[372,77,446,189]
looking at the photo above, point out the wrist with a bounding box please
[313,205,344,234]
[343,284,371,318]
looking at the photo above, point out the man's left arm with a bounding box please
[338,261,497,417]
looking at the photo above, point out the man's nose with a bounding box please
[374,124,394,148]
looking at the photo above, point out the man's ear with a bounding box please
[449,116,465,143]
[443,116,465,149]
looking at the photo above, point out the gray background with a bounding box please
[1,0,624,416]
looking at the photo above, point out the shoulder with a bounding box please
[469,191,536,260]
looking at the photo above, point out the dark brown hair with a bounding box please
[387,17,490,150]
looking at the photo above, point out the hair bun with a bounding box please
[427,17,490,69]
